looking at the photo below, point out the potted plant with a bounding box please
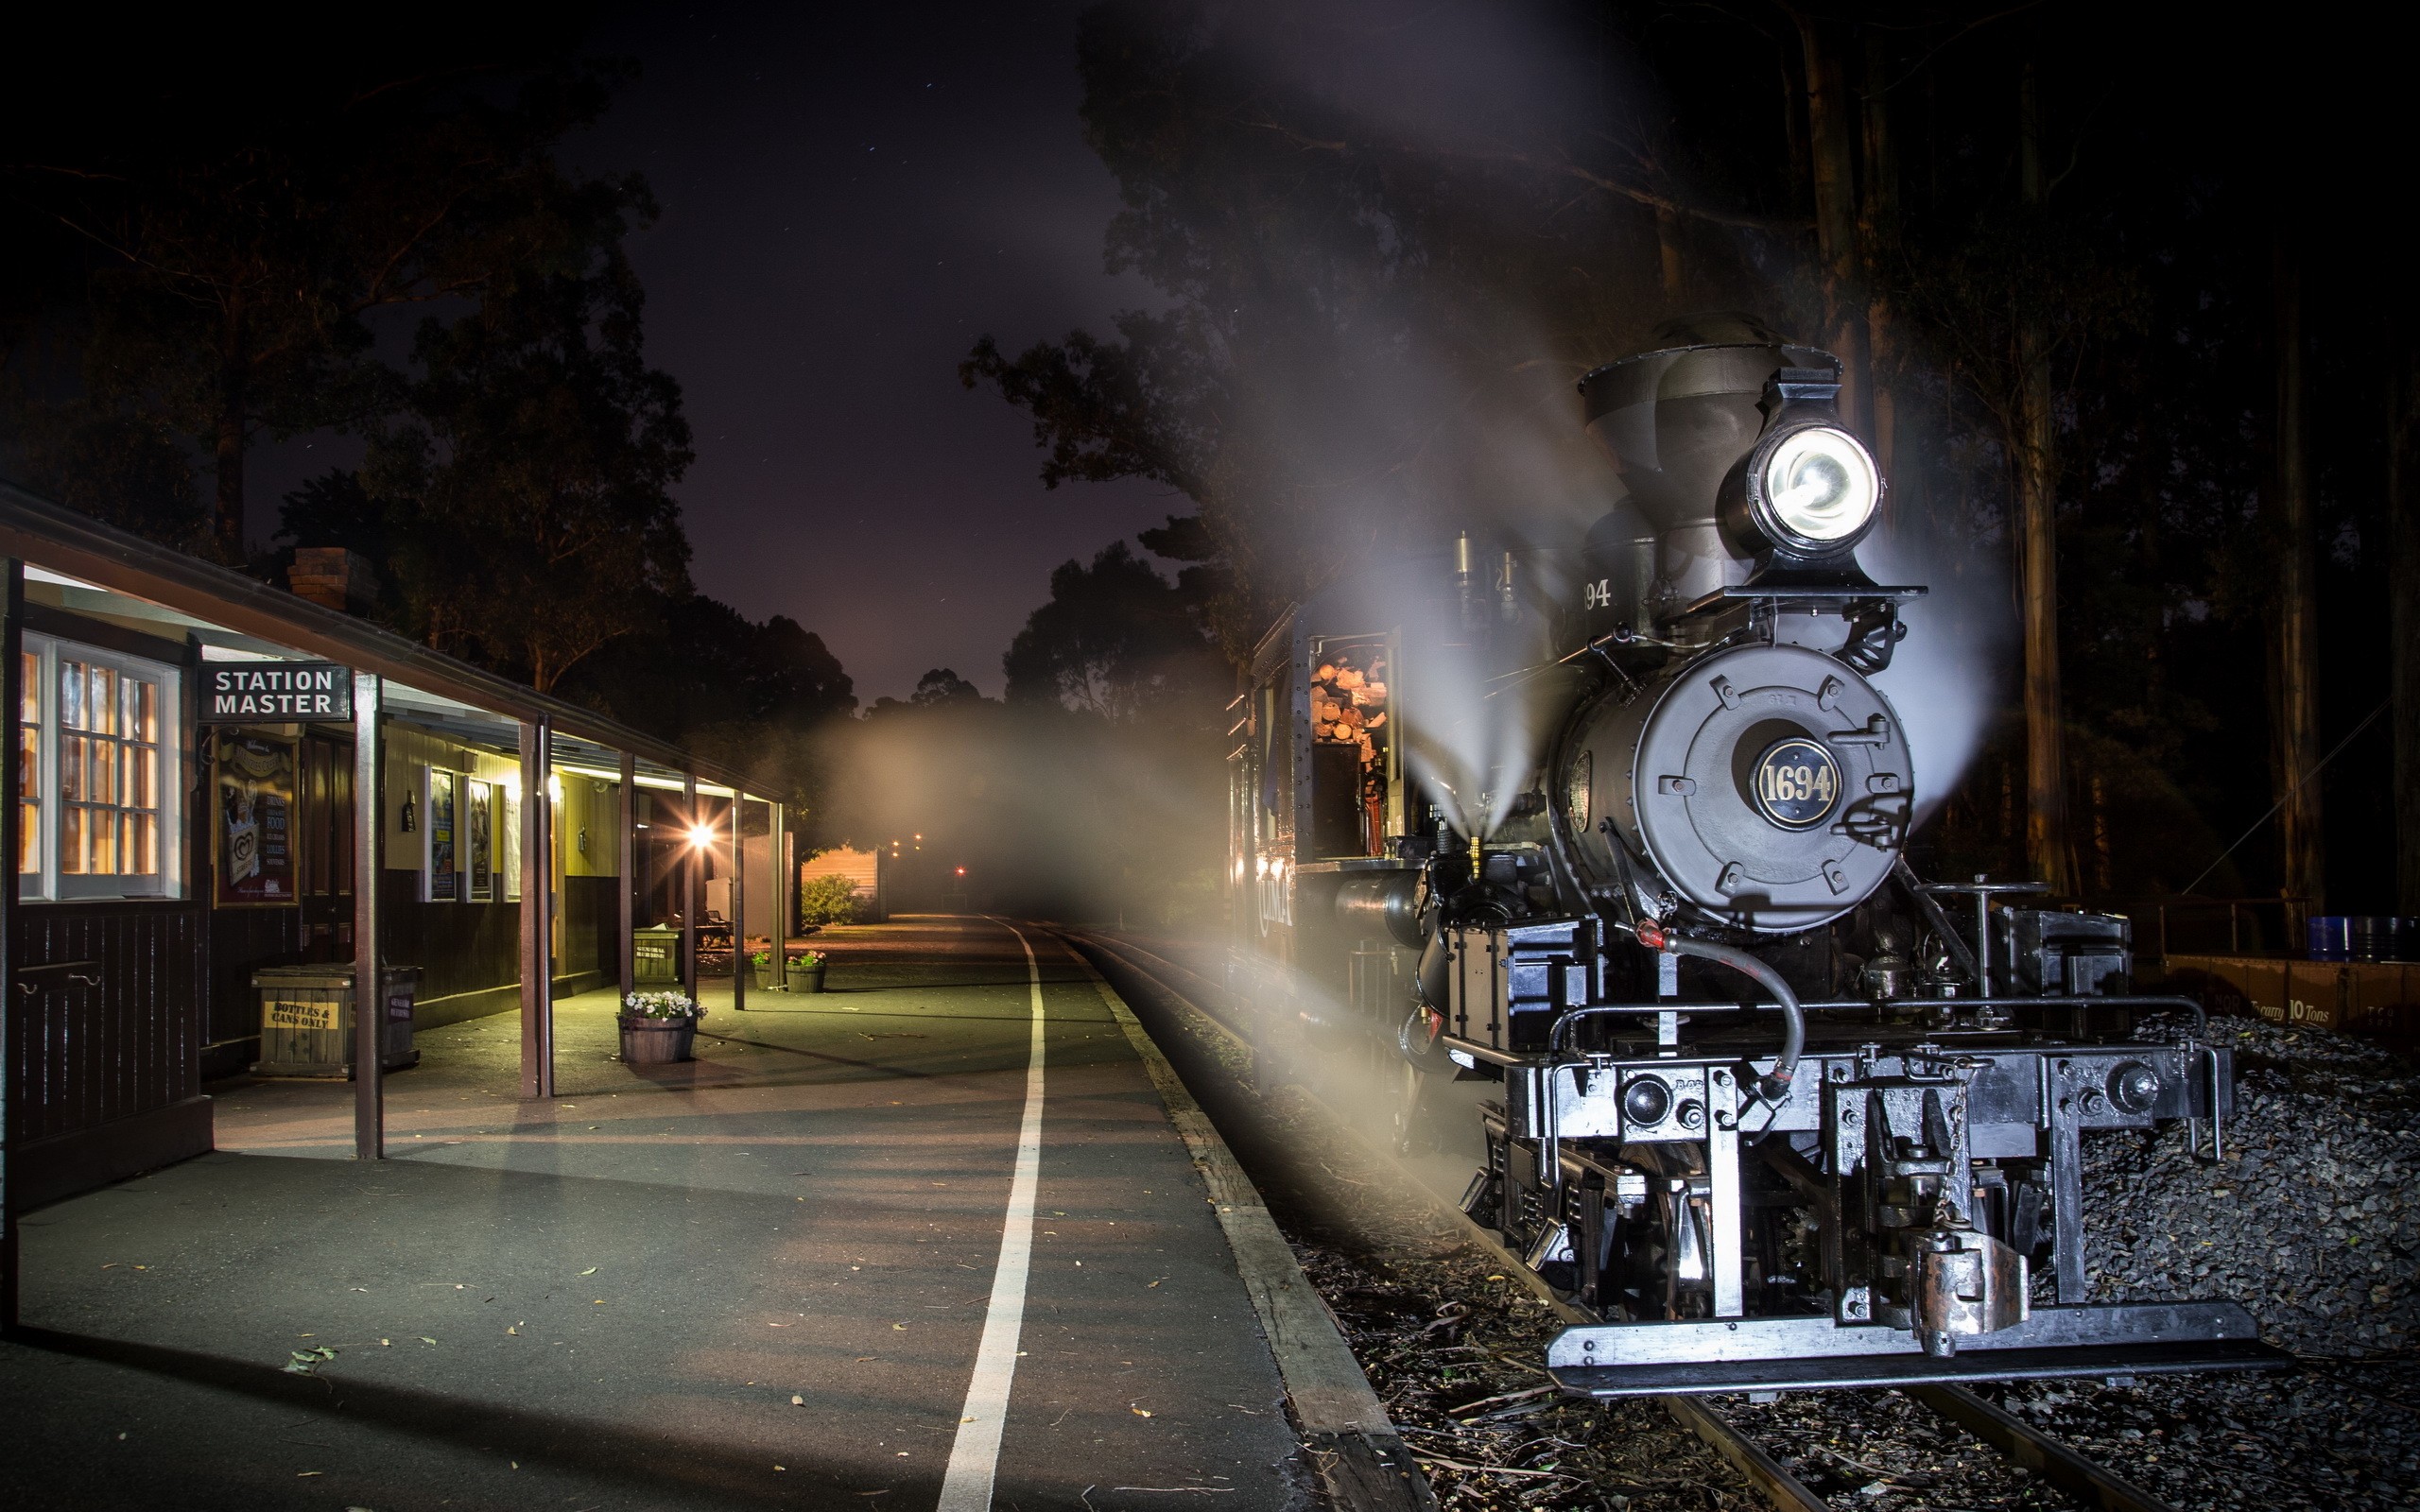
[750,948,780,991]
[618,989,701,1064]
[794,949,827,993]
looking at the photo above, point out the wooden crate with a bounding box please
[253,965,422,1077]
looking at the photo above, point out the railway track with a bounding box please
[1065,929,2190,1512]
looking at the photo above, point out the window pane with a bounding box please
[90,666,117,735]
[18,651,36,724]
[17,725,36,804]
[61,805,83,873]
[135,679,158,743]
[60,734,83,800]
[130,747,155,809]
[91,739,118,806]
[19,800,36,875]
[128,813,156,876]
[60,661,83,730]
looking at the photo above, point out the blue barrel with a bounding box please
[2308,916,2351,961]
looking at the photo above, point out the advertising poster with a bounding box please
[216,732,297,907]
[501,786,524,902]
[425,768,458,902]
[467,779,493,902]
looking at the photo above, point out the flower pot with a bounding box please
[618,1014,698,1064]
[795,963,827,994]
[752,964,779,991]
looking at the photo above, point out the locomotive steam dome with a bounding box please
[1564,642,1910,932]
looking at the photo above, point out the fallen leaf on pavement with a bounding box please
[579,1267,597,1276]
[1132,1408,1153,1418]
[791,1395,805,1406]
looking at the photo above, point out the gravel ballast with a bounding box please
[1101,937,2420,1508]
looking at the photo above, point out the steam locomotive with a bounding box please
[1226,316,2287,1395]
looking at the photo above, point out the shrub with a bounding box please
[798,873,861,926]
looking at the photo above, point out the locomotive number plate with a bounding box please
[1750,736,1841,831]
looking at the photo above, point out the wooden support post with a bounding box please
[683,771,699,1005]
[353,673,383,1160]
[732,793,748,1012]
[769,801,786,990]
[618,750,635,1004]
[1,558,23,1332]
[520,719,554,1100]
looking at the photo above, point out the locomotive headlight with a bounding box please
[1750,424,1880,552]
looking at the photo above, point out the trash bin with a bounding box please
[633,924,684,984]
[253,964,422,1078]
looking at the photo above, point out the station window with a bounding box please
[17,633,184,901]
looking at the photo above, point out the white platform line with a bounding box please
[935,919,1048,1512]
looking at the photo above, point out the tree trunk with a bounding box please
[1654,206,1685,305]
[1858,28,1899,484]
[2272,237,2325,913]
[2014,59,2074,894]
[1780,53,1811,225]
[1796,10,1865,431]
[2394,348,2420,914]
[213,294,248,558]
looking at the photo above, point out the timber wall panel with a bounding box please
[9,901,206,1146]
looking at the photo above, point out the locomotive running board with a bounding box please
[1545,1302,2293,1398]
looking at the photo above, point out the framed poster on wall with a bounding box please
[424,768,458,902]
[501,785,524,902]
[215,730,297,906]
[466,779,493,902]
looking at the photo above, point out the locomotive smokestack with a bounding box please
[1576,313,1838,619]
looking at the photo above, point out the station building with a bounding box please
[0,485,795,1292]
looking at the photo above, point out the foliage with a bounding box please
[1002,541,1224,721]
[361,199,694,693]
[797,873,862,926]
[0,19,635,556]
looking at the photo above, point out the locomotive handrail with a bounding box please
[1545,991,2211,1051]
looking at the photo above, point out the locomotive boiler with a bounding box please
[1226,315,2287,1395]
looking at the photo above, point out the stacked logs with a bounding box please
[1312,652,1390,854]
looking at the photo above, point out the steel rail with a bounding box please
[1073,932,2195,1512]
[1906,1383,2183,1512]
[1063,931,1826,1512]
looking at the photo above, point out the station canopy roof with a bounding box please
[0,483,747,798]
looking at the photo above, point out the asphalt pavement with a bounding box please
[0,917,1303,1511]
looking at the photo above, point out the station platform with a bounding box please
[0,918,1316,1510]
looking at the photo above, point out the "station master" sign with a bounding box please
[204,662,354,721]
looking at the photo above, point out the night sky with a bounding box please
[237,6,1160,705]
[562,5,1169,702]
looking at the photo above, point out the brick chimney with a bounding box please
[286,547,374,614]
